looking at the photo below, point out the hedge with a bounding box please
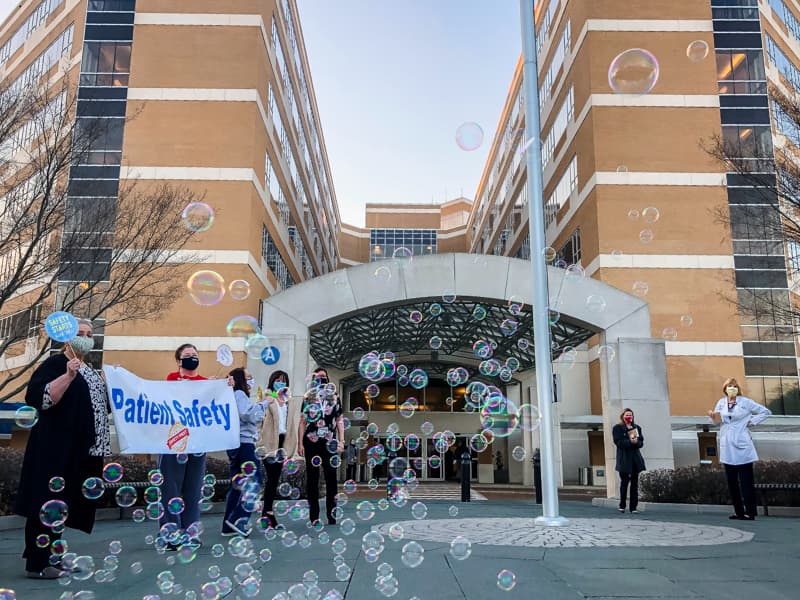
[640,461,800,506]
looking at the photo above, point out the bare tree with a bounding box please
[704,84,800,330]
[0,76,205,402]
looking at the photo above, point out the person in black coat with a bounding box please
[14,320,110,579]
[612,407,646,514]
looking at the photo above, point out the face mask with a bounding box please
[274,381,287,391]
[181,356,200,371]
[69,335,94,357]
[623,415,633,424]
[726,386,738,397]
[246,378,255,389]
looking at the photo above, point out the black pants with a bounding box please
[619,470,640,511]
[261,434,286,515]
[304,438,338,523]
[24,517,61,572]
[346,463,357,481]
[724,462,756,517]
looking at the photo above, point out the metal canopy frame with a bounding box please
[309,297,596,374]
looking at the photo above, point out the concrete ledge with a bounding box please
[592,497,800,517]
[0,503,226,531]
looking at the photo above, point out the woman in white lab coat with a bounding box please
[707,378,771,520]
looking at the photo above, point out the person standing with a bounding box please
[160,343,207,547]
[708,378,771,520]
[221,367,267,537]
[612,408,646,514]
[259,370,301,529]
[15,319,111,579]
[298,367,344,525]
[345,441,358,482]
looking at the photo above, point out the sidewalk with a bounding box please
[0,499,797,599]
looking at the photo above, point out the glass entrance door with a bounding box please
[425,438,444,481]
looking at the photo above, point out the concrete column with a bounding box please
[599,330,674,499]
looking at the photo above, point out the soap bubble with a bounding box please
[14,406,38,428]
[687,39,709,62]
[617,165,629,173]
[628,209,640,221]
[244,334,270,359]
[48,476,65,493]
[680,314,693,327]
[632,281,649,297]
[598,344,616,362]
[167,497,185,515]
[442,290,457,303]
[102,462,124,483]
[428,336,442,350]
[608,48,659,94]
[639,229,654,244]
[392,246,413,266]
[373,265,391,282]
[115,486,137,508]
[429,303,442,316]
[410,502,427,520]
[187,270,225,306]
[511,446,526,461]
[662,327,678,340]
[39,499,68,527]
[449,536,472,560]
[586,295,606,314]
[497,569,517,591]
[226,315,259,337]
[82,477,104,500]
[401,540,425,567]
[421,421,434,436]
[448,505,459,517]
[229,280,251,300]
[543,246,556,261]
[642,206,660,223]
[471,305,487,321]
[500,319,519,336]
[181,202,214,232]
[408,310,423,324]
[455,121,484,151]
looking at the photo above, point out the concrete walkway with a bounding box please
[0,500,797,599]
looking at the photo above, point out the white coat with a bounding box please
[710,396,771,465]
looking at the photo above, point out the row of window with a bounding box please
[370,229,437,243]
[768,0,800,43]
[6,23,73,99]
[262,225,296,290]
[539,20,571,108]
[0,304,42,347]
[766,34,800,90]
[545,155,577,228]
[535,0,561,54]
[0,91,65,164]
[542,86,574,169]
[0,0,64,66]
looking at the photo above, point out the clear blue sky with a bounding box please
[297,1,522,226]
[0,1,523,227]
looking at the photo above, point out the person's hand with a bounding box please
[707,409,714,418]
[297,445,305,458]
[337,441,344,454]
[66,358,81,378]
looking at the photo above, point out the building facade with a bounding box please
[462,0,800,474]
[0,0,340,383]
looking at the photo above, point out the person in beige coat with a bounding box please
[259,370,302,529]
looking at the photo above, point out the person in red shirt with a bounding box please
[160,343,207,549]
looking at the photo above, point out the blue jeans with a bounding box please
[158,453,206,531]
[223,443,263,528]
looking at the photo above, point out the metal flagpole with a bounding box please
[519,0,569,526]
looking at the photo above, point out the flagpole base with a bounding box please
[535,515,570,527]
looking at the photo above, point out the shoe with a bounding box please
[743,514,756,521]
[630,509,639,514]
[617,508,625,513]
[186,537,202,548]
[262,512,278,529]
[165,542,179,551]
[222,519,251,537]
[729,514,746,520]
[26,566,68,579]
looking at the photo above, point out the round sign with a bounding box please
[261,346,281,365]
[216,344,233,367]
[44,312,79,342]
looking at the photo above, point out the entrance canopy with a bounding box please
[257,253,675,495]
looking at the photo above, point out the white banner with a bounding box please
[104,366,240,454]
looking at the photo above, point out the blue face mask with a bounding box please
[273,381,287,391]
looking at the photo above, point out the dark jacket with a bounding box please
[14,354,102,533]
[613,423,646,474]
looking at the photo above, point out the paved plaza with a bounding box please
[0,499,798,600]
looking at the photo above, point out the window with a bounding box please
[6,24,74,98]
[539,21,571,107]
[769,0,800,43]
[557,228,581,266]
[76,117,124,164]
[721,125,773,157]
[544,155,577,226]
[369,229,437,261]
[262,225,296,290]
[773,100,800,146]
[80,42,131,87]
[766,34,800,90]
[541,87,574,167]
[0,304,42,348]
[535,0,559,53]
[0,0,65,66]
[716,49,766,94]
